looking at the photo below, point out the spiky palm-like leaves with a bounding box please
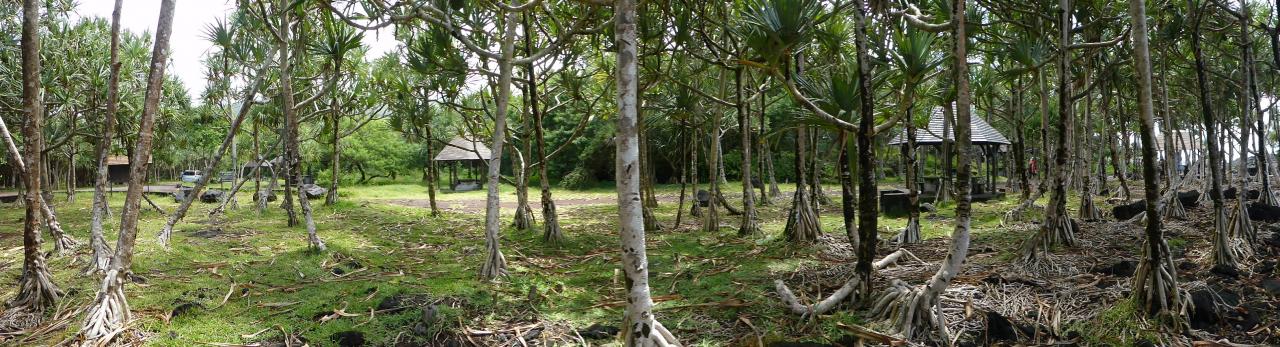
[889,30,941,245]
[740,0,824,66]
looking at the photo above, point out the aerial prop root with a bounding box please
[479,241,508,280]
[623,317,680,347]
[1133,243,1190,318]
[775,248,920,318]
[1160,193,1186,220]
[894,218,922,245]
[1002,192,1045,226]
[79,269,131,344]
[1078,196,1103,221]
[869,279,949,342]
[10,263,62,312]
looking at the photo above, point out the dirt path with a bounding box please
[385,193,686,213]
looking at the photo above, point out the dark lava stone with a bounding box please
[580,323,620,340]
[1252,260,1276,275]
[1261,278,1280,296]
[985,311,1018,341]
[1210,264,1240,279]
[170,301,204,319]
[377,294,405,313]
[330,331,365,347]
[1248,203,1280,222]
[1112,201,1145,221]
[1178,261,1199,272]
[1189,290,1219,330]
[1092,260,1138,277]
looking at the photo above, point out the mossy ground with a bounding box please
[0,180,1160,346]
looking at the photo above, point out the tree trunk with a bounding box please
[755,91,772,205]
[639,91,661,231]
[839,132,858,251]
[1036,69,1051,194]
[10,0,62,313]
[86,0,124,274]
[876,0,973,339]
[279,4,324,252]
[1232,1,1257,244]
[512,147,534,230]
[419,87,440,216]
[784,54,821,243]
[1013,77,1030,201]
[899,86,922,244]
[784,125,821,242]
[1023,0,1078,263]
[326,62,342,206]
[1078,73,1102,221]
[704,110,721,233]
[158,78,262,245]
[519,32,556,241]
[1193,6,1236,267]
[675,130,688,227]
[615,0,680,344]
[1107,94,1131,200]
[512,25,536,232]
[936,103,953,205]
[851,0,879,303]
[1129,0,1183,318]
[479,6,517,281]
[1156,52,1186,219]
[254,121,269,213]
[81,0,174,340]
[737,67,760,236]
[689,128,702,218]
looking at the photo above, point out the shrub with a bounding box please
[559,166,597,190]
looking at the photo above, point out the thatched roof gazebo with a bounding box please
[888,106,1011,201]
[434,136,492,191]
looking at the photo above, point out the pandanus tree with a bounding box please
[325,0,609,281]
[615,1,681,345]
[998,31,1052,223]
[157,16,270,246]
[0,99,78,256]
[261,0,326,251]
[888,29,943,244]
[86,0,123,273]
[81,0,176,341]
[753,0,907,309]
[1022,0,1081,265]
[1220,0,1258,248]
[1190,0,1238,269]
[7,0,63,316]
[739,0,827,244]
[670,0,760,235]
[1128,0,1186,321]
[868,0,975,340]
[397,26,468,216]
[310,15,364,206]
[1021,0,1126,266]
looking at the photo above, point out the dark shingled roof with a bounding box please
[888,105,1011,146]
[434,136,492,161]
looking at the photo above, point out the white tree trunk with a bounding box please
[616,0,678,344]
[480,4,518,280]
[81,0,175,341]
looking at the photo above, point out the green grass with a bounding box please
[0,179,1075,346]
[1067,298,1162,346]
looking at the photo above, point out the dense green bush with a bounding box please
[559,166,597,190]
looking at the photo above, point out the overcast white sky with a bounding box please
[70,0,399,104]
